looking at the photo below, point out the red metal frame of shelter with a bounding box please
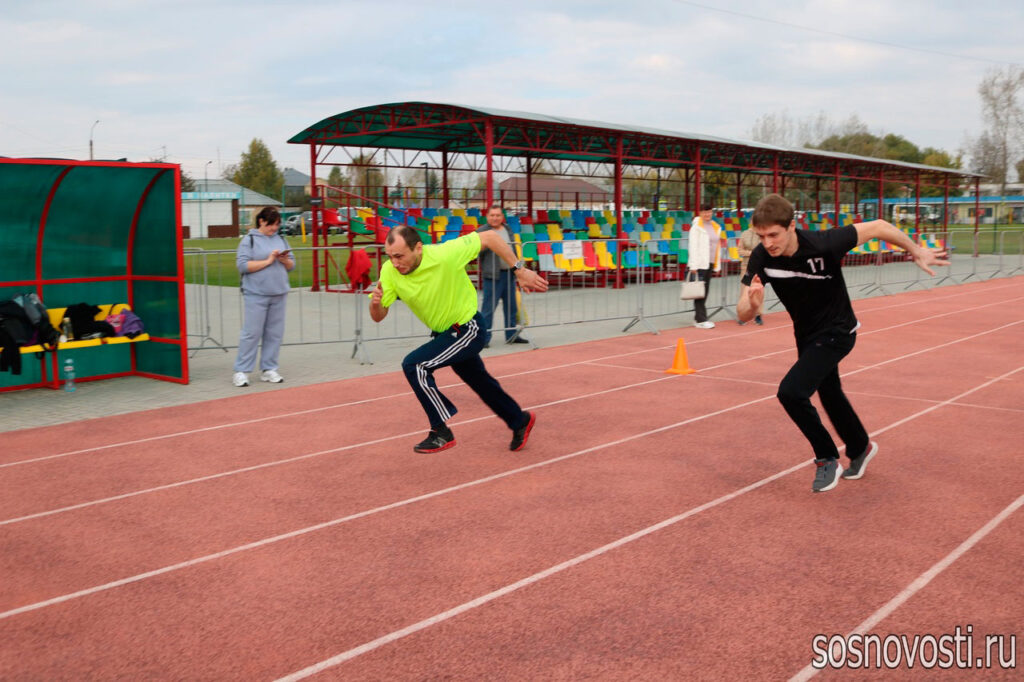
[289,102,983,290]
[0,158,189,392]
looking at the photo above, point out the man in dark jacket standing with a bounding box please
[477,205,529,347]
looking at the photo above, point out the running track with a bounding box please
[1,277,1022,679]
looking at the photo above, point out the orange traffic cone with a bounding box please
[665,338,697,375]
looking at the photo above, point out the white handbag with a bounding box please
[679,270,706,300]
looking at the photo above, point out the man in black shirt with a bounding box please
[738,194,949,492]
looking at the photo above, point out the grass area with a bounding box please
[946,225,1024,255]
[182,235,381,288]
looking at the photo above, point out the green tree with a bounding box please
[346,153,386,201]
[426,169,441,199]
[225,138,284,199]
[149,157,196,191]
[325,166,347,208]
[285,188,311,211]
[327,166,346,189]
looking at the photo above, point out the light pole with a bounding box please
[200,161,212,237]
[421,162,429,208]
[89,120,100,160]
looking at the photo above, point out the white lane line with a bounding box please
[275,366,1024,681]
[584,361,667,374]
[790,492,1024,682]
[3,355,1018,633]
[3,289,1017,469]
[3,319,1021,527]
[274,461,812,682]
[949,401,1024,414]
[0,375,679,527]
[0,392,778,620]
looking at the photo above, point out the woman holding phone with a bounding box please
[232,206,295,386]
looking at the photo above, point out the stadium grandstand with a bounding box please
[288,102,982,290]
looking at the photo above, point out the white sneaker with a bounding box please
[695,321,716,329]
[232,372,249,387]
[260,369,284,383]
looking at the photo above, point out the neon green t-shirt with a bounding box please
[375,232,482,332]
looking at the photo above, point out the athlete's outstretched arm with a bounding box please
[477,229,549,292]
[854,220,950,276]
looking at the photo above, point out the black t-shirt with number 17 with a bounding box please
[741,225,860,342]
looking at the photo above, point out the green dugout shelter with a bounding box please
[0,158,188,391]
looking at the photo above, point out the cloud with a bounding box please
[1,0,1020,178]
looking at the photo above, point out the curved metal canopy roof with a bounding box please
[289,101,979,184]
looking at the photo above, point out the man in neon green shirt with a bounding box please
[370,225,548,453]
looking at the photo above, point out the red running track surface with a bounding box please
[1,277,1022,680]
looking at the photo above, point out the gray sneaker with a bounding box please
[842,441,878,480]
[813,458,842,493]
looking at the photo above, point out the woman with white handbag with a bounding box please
[686,202,723,328]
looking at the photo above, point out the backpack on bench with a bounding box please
[13,293,60,350]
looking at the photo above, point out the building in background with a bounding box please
[473,177,611,211]
[182,178,281,238]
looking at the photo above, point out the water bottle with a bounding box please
[63,358,76,392]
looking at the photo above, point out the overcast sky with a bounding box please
[2,0,1021,179]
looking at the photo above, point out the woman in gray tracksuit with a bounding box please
[232,207,294,386]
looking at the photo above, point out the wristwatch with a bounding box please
[513,260,525,271]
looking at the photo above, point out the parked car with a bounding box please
[280,215,302,235]
[280,210,348,236]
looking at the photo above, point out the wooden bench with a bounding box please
[16,303,150,354]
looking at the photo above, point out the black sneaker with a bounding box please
[842,441,878,480]
[508,337,530,344]
[755,315,763,325]
[812,458,841,493]
[509,412,536,451]
[414,425,455,453]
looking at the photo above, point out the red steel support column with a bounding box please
[442,150,450,209]
[877,171,884,226]
[914,171,921,233]
[694,150,702,211]
[814,178,821,213]
[772,153,780,194]
[853,181,859,217]
[614,136,624,289]
[526,156,533,217]
[834,161,840,224]
[309,144,320,291]
[943,176,950,230]
[974,177,980,256]
[484,118,494,207]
